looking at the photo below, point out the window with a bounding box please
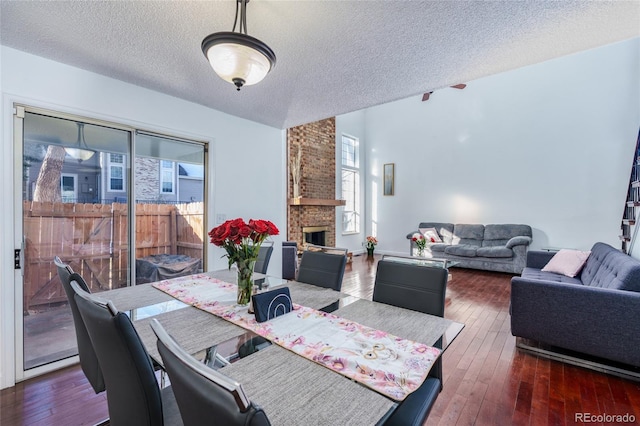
[60,174,77,203]
[161,160,174,194]
[108,153,125,192]
[341,135,360,234]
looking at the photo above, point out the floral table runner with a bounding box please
[152,273,441,401]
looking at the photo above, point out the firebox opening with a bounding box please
[302,225,328,247]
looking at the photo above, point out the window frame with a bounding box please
[160,160,175,194]
[341,134,360,235]
[108,153,126,192]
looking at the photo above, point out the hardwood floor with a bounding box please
[2,254,639,425]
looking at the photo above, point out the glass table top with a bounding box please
[382,254,459,268]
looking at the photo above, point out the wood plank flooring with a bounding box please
[2,254,639,425]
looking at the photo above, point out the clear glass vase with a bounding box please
[236,258,256,306]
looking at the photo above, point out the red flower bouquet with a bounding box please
[411,232,427,256]
[209,218,279,305]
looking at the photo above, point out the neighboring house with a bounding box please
[177,163,205,203]
[24,142,102,204]
[129,156,204,203]
[25,149,204,204]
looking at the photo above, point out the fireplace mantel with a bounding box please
[288,198,346,207]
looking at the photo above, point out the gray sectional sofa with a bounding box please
[511,242,640,368]
[406,223,532,274]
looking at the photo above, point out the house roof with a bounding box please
[1,1,638,129]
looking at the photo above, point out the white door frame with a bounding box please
[13,106,81,383]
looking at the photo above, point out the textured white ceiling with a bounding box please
[1,1,638,129]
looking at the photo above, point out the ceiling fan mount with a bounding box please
[422,84,467,101]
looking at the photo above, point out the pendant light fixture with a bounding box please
[64,122,95,162]
[201,0,276,91]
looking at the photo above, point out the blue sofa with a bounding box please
[510,242,640,367]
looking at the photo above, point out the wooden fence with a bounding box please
[23,201,204,311]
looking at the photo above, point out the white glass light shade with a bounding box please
[202,32,276,90]
[64,123,95,161]
[206,43,271,86]
[64,147,95,161]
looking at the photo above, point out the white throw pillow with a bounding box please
[419,227,442,243]
[541,249,591,277]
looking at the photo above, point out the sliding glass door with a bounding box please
[15,106,207,378]
[133,132,206,285]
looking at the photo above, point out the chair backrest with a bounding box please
[150,319,271,426]
[296,250,347,291]
[254,244,274,274]
[72,281,165,426]
[373,259,447,422]
[373,260,448,317]
[53,256,105,394]
[282,242,298,280]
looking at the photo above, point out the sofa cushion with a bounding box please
[476,246,513,258]
[580,242,640,291]
[430,243,449,253]
[418,222,454,244]
[520,267,584,285]
[541,249,591,278]
[445,245,477,257]
[452,224,484,246]
[482,224,532,247]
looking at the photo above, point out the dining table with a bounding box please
[98,269,464,425]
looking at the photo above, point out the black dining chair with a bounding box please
[150,319,271,426]
[281,241,298,279]
[373,259,448,317]
[71,280,182,426]
[296,248,347,291]
[254,244,274,274]
[54,256,106,394]
[373,259,449,425]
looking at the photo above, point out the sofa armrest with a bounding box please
[525,250,555,269]
[506,236,531,249]
[511,277,640,367]
[406,231,420,239]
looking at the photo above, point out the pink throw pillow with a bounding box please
[541,249,591,278]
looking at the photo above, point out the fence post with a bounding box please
[171,208,178,254]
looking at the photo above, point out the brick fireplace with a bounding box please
[287,117,344,249]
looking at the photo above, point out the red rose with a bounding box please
[227,219,244,245]
[249,219,269,234]
[264,220,279,236]
[209,221,231,246]
[412,237,417,242]
[239,224,252,239]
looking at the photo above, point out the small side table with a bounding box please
[541,247,564,252]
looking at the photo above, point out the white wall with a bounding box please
[0,47,286,388]
[335,110,367,253]
[364,38,640,255]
